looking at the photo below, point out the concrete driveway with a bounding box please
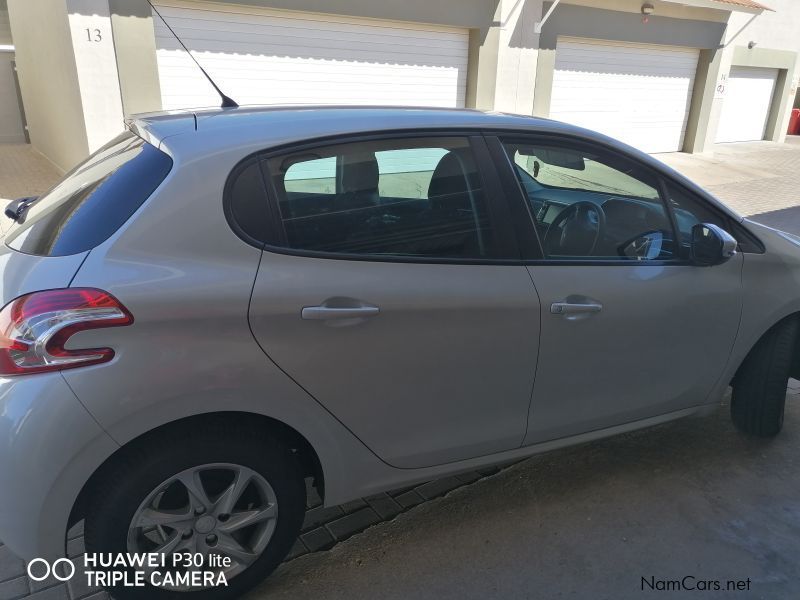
[660,137,800,235]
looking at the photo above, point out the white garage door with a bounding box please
[715,66,778,144]
[152,0,468,110]
[550,38,700,154]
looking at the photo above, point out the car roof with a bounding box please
[128,105,578,149]
[125,105,743,222]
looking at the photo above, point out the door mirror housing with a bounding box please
[691,223,738,266]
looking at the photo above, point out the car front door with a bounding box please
[489,136,743,445]
[245,134,540,469]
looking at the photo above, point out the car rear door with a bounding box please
[487,135,743,445]
[243,134,540,469]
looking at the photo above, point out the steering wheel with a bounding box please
[544,201,607,257]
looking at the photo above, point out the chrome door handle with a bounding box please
[301,305,380,320]
[550,302,603,315]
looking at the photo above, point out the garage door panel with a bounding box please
[153,1,468,110]
[550,38,699,154]
[155,23,468,59]
[155,11,468,50]
[715,66,778,144]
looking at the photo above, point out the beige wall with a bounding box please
[66,0,125,151]
[0,0,12,45]
[731,0,800,54]
[0,51,25,143]
[7,0,88,172]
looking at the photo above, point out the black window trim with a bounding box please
[483,131,765,266]
[224,129,527,266]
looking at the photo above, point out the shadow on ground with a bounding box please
[252,393,800,600]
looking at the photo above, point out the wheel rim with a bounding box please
[127,463,278,591]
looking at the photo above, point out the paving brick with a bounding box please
[27,576,62,594]
[338,498,367,514]
[285,539,308,561]
[302,505,343,532]
[77,593,109,600]
[66,539,84,560]
[65,556,102,600]
[0,576,29,600]
[386,485,419,497]
[300,527,336,552]
[455,471,483,485]
[26,558,77,594]
[0,545,26,583]
[415,477,464,500]
[0,145,61,203]
[25,585,68,600]
[66,523,83,542]
[393,490,425,510]
[326,508,380,542]
[364,494,402,520]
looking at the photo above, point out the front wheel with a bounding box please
[84,424,306,599]
[732,317,798,437]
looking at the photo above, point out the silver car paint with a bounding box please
[249,251,540,468]
[0,107,798,563]
[0,373,118,560]
[525,256,743,443]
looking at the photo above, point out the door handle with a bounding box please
[301,305,380,320]
[550,302,603,315]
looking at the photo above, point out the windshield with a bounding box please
[5,131,172,256]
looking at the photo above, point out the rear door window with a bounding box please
[262,137,506,260]
[4,131,172,256]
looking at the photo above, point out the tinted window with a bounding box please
[265,137,502,259]
[228,160,271,243]
[504,141,676,261]
[5,132,172,256]
[664,183,729,258]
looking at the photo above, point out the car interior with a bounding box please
[271,146,492,258]
[507,144,680,260]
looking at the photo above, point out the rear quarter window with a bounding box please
[4,131,172,256]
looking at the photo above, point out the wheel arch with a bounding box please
[731,312,800,384]
[68,411,324,531]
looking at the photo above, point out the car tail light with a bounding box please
[0,288,133,376]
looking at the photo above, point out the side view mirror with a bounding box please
[691,223,738,266]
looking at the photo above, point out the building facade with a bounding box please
[3,0,799,172]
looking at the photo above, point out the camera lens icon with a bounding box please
[27,558,76,582]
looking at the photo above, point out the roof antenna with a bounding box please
[147,1,239,108]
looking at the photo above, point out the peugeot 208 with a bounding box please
[1,107,799,598]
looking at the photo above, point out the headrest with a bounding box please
[428,151,470,200]
[341,152,379,194]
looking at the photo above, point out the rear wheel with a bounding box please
[731,317,798,437]
[84,424,305,599]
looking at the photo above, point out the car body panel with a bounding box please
[0,373,119,560]
[0,244,87,305]
[524,257,743,443]
[249,251,540,468]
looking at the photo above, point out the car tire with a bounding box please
[731,317,799,437]
[84,421,306,600]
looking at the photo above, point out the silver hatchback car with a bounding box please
[1,107,799,599]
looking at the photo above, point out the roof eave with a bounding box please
[659,0,769,14]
